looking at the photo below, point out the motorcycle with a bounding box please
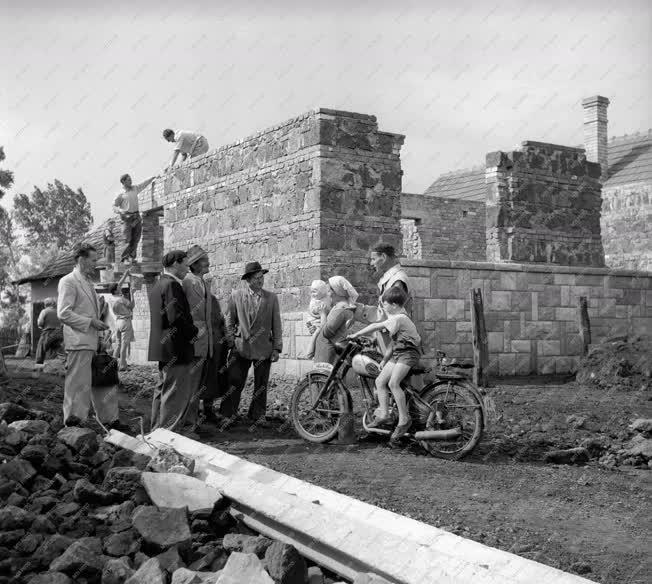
[290,337,491,459]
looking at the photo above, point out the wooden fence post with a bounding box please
[470,288,489,387]
[578,296,591,356]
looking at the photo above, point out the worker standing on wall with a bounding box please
[162,128,209,169]
[112,173,156,266]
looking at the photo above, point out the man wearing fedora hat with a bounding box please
[182,245,227,427]
[220,261,282,427]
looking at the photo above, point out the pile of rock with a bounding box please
[595,418,652,470]
[0,401,387,584]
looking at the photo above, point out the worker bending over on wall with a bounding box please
[163,128,209,169]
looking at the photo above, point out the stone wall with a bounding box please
[406,259,652,376]
[130,108,404,366]
[486,141,605,267]
[602,182,652,272]
[401,193,486,261]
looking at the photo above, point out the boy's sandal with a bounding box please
[367,415,393,428]
[390,417,413,441]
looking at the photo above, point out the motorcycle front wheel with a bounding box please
[290,373,348,443]
[418,381,484,460]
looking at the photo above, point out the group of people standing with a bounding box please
[54,237,415,442]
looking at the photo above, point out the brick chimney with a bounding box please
[581,95,610,180]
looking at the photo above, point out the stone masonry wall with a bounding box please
[406,259,652,376]
[130,108,404,367]
[401,193,486,261]
[602,182,652,272]
[486,141,605,267]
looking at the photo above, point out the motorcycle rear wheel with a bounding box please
[290,373,348,443]
[417,381,484,460]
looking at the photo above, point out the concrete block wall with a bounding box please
[405,259,652,376]
[602,182,652,272]
[401,193,486,260]
[486,141,605,267]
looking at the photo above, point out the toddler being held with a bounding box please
[299,280,332,359]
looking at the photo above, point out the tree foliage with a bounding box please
[0,146,14,200]
[13,180,93,249]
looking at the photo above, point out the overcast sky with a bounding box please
[1,0,651,225]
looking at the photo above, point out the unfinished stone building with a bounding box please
[17,99,652,376]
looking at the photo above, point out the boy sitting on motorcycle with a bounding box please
[347,286,422,443]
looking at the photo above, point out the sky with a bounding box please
[1,0,651,226]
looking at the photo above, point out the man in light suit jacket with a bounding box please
[57,242,119,426]
[219,261,282,428]
[148,250,198,432]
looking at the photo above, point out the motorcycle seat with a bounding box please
[410,362,430,375]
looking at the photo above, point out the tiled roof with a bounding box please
[605,130,652,186]
[423,166,486,201]
[14,219,110,285]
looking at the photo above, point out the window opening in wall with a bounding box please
[462,210,468,217]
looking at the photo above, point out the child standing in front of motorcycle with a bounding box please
[348,286,421,443]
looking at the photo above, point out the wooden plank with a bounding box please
[578,296,591,356]
[135,430,597,584]
[471,288,489,387]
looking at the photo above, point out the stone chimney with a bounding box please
[581,95,610,180]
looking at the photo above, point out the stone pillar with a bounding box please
[581,95,610,181]
[485,142,605,267]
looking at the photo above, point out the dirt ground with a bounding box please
[2,359,650,584]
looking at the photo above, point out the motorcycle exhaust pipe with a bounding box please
[413,428,462,440]
[365,427,392,435]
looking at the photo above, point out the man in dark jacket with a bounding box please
[148,250,198,431]
[219,261,282,428]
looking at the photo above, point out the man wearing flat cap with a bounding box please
[182,245,227,427]
[220,261,282,427]
[148,250,198,432]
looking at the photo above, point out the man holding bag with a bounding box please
[57,242,121,427]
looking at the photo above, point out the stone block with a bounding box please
[538,356,556,375]
[435,321,457,343]
[511,291,531,311]
[488,332,504,352]
[510,340,530,353]
[554,307,576,321]
[435,277,459,298]
[554,273,576,285]
[537,340,561,355]
[498,353,517,376]
[555,356,574,374]
[514,354,531,375]
[446,300,465,320]
[490,291,511,311]
[410,276,431,297]
[424,299,446,321]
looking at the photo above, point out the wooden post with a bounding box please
[470,288,489,387]
[578,296,591,356]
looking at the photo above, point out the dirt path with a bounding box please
[2,365,650,584]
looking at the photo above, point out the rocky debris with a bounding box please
[0,403,34,423]
[223,533,273,558]
[307,566,325,584]
[103,467,146,500]
[109,449,151,471]
[264,542,308,584]
[132,506,192,553]
[19,444,49,467]
[102,557,135,584]
[73,478,116,505]
[147,447,195,475]
[49,537,108,578]
[156,545,186,574]
[125,557,167,584]
[56,427,98,456]
[218,552,274,584]
[629,418,652,434]
[33,534,74,568]
[0,458,37,484]
[142,472,223,512]
[0,505,35,530]
[104,528,141,557]
[171,568,206,584]
[8,420,50,435]
[544,447,590,465]
[576,334,652,392]
[27,574,72,584]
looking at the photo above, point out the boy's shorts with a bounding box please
[391,346,421,368]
